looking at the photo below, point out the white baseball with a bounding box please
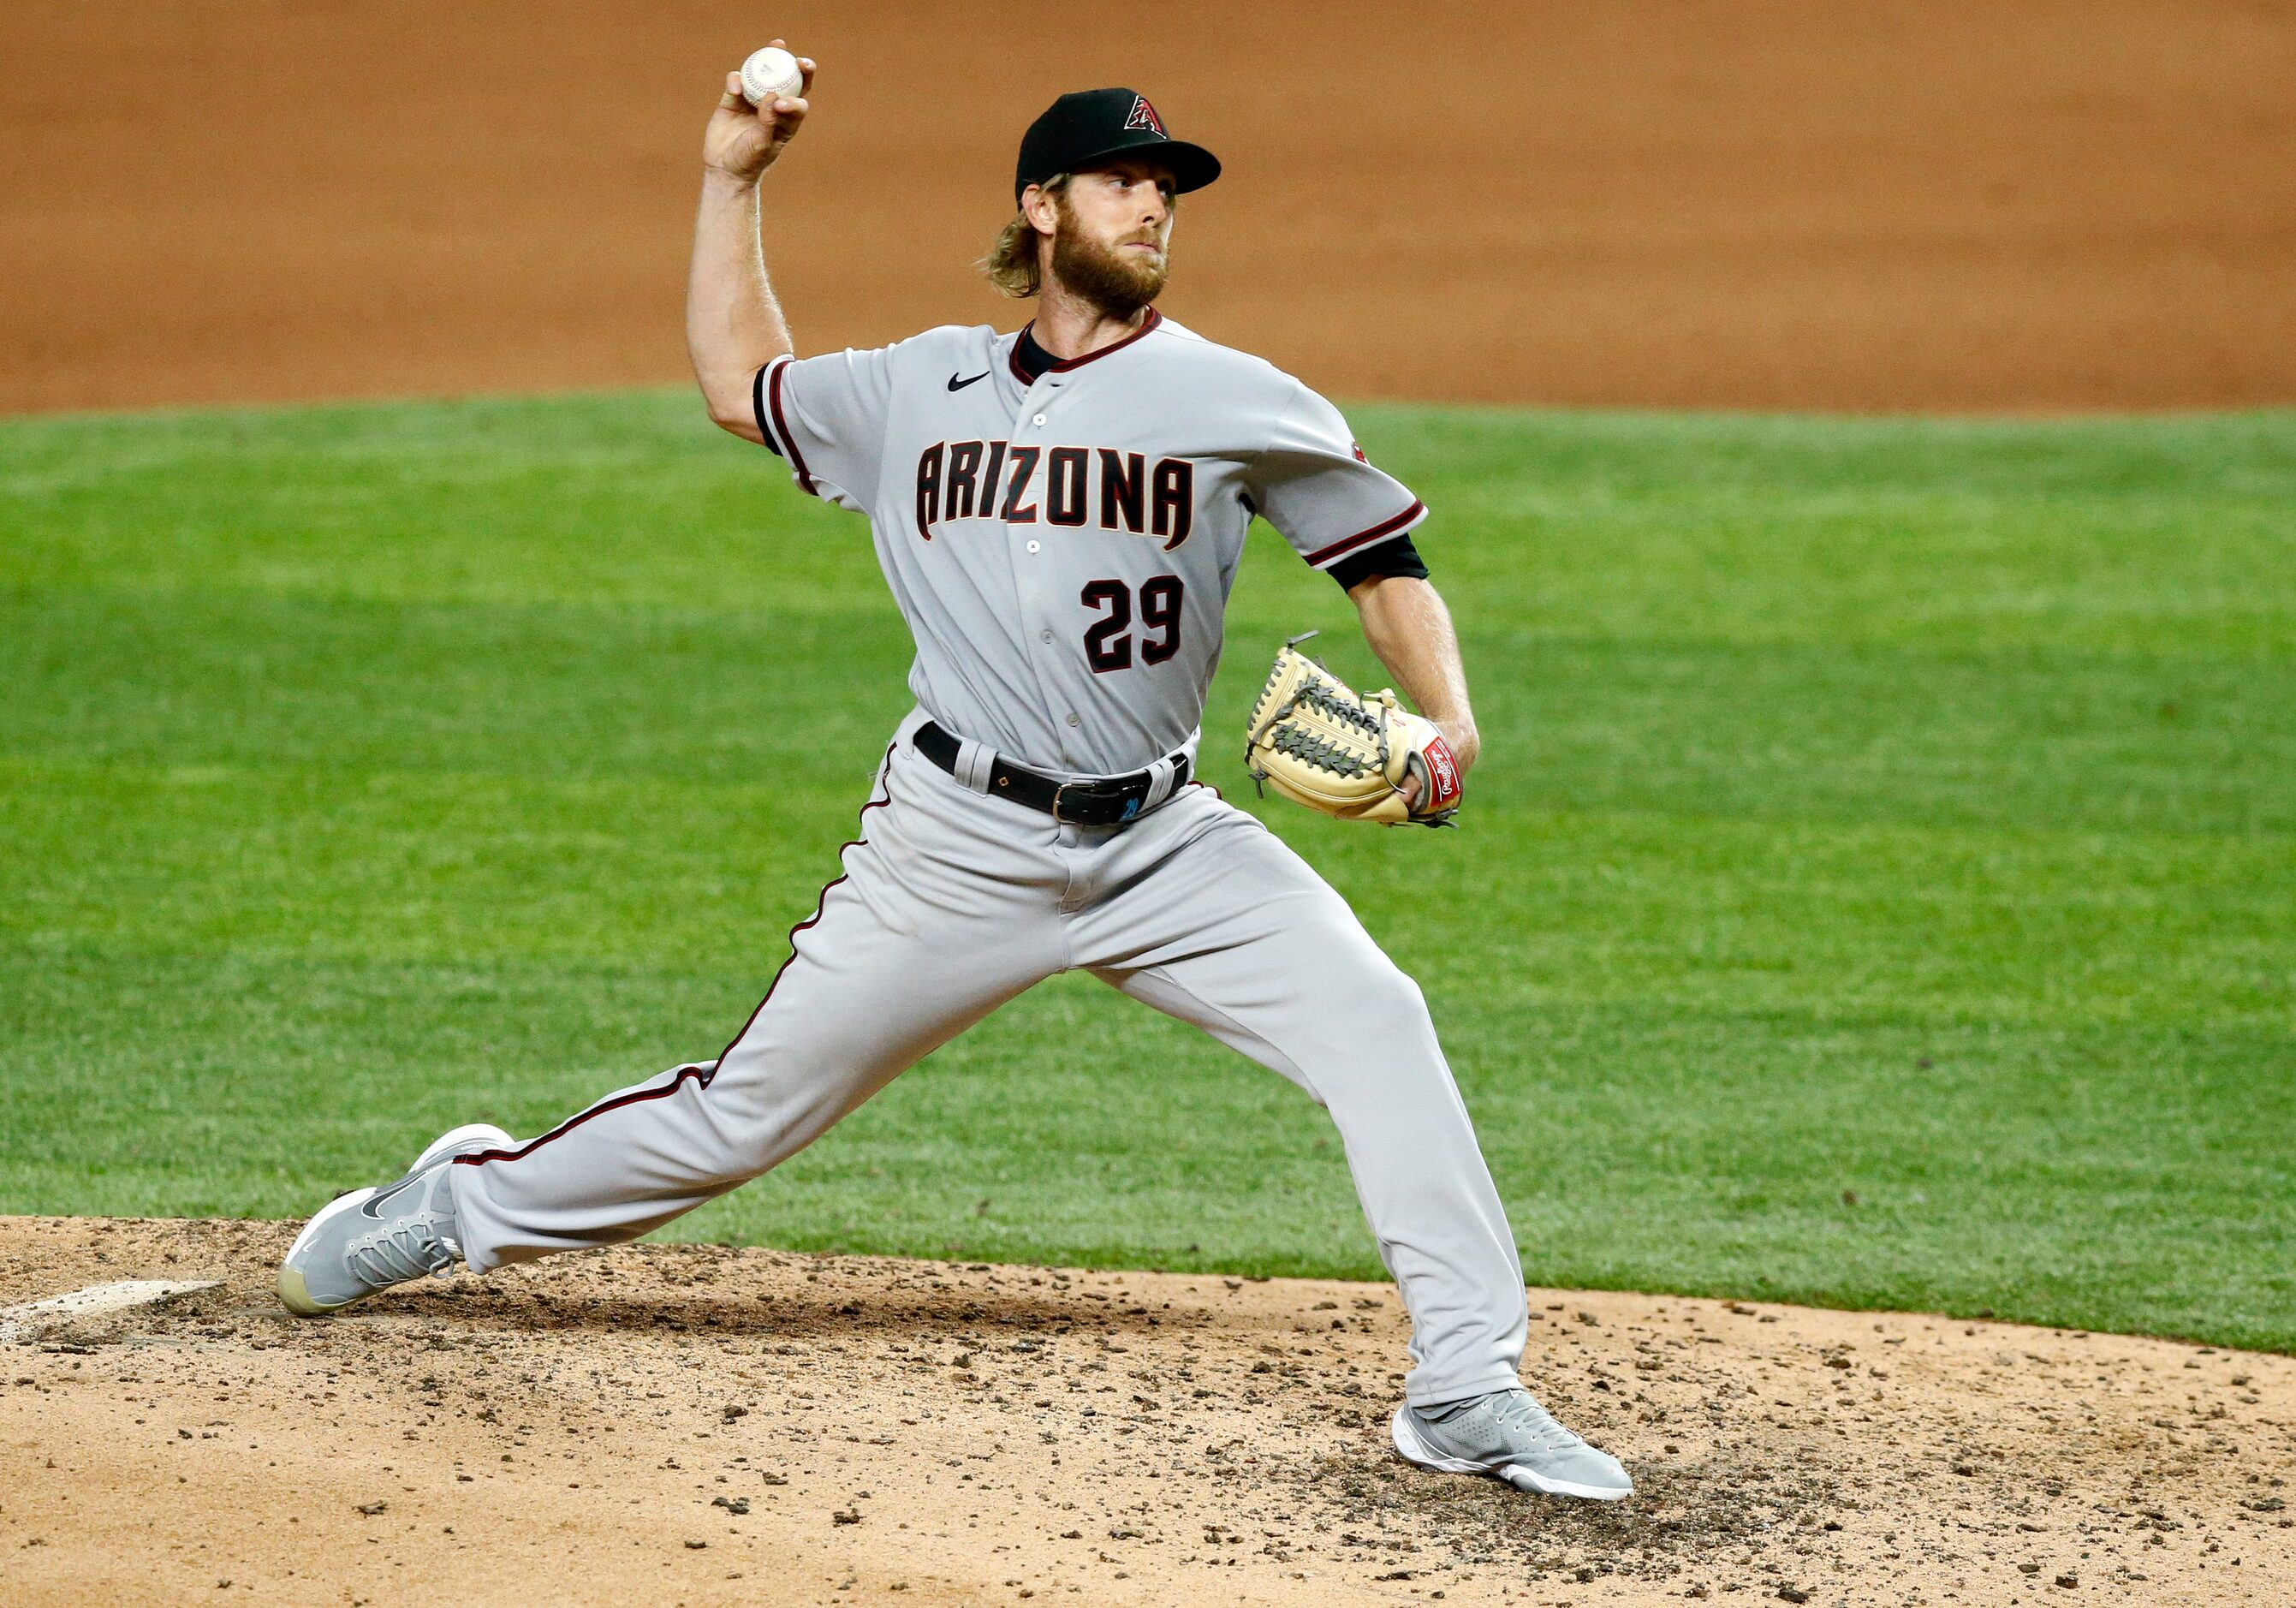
[740,46,804,107]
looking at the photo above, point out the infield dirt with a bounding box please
[3,1217,2292,1606]
[4,1,2294,415]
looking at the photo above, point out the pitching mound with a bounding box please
[2,1218,2290,1605]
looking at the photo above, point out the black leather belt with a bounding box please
[913,719,1190,827]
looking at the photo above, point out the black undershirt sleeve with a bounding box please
[1327,533,1431,590]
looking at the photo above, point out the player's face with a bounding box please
[1049,159,1177,316]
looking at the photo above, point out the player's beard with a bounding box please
[1049,210,1169,319]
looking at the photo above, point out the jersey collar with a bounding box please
[1008,307,1163,384]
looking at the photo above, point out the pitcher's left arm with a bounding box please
[1350,572,1481,795]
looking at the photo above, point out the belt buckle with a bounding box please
[1050,781,1144,826]
[1050,781,1091,825]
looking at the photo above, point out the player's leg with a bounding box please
[1068,789,1630,1497]
[450,743,1064,1269]
[1070,792,1526,1403]
[280,742,1064,1309]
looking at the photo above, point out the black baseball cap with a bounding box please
[1014,89,1221,205]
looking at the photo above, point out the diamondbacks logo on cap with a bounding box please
[1124,95,1166,137]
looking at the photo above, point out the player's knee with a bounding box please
[687,1076,857,1184]
[1329,958,1434,1039]
[690,1099,804,1182]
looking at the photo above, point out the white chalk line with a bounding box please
[0,1279,222,1341]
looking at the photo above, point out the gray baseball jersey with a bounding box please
[752,307,1427,776]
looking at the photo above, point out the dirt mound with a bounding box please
[4,2,2293,416]
[3,1218,2291,1605]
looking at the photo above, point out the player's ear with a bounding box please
[1020,182,1060,236]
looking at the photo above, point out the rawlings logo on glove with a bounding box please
[1244,634,1463,826]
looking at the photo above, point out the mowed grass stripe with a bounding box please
[3,591,2286,837]
[7,394,2291,652]
[4,757,2286,1028]
[2,394,2291,1349]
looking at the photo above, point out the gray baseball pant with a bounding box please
[449,711,1529,1407]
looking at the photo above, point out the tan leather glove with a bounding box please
[1243,634,1463,826]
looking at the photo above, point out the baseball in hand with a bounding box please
[740,46,804,105]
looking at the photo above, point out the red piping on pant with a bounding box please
[455,743,901,1170]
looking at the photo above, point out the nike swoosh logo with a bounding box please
[360,1175,425,1218]
[947,371,989,391]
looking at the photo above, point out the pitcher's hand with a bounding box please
[1400,718,1477,810]
[703,44,815,183]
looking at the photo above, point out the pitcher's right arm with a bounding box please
[687,48,815,442]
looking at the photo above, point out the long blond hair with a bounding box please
[978,176,1071,299]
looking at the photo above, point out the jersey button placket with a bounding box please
[1010,383,1071,764]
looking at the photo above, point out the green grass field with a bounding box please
[3,393,2291,1349]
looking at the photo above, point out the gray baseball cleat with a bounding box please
[277,1123,511,1317]
[1391,1387,1634,1500]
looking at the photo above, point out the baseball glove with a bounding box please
[1244,633,1463,826]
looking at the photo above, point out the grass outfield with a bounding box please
[3,394,2291,1350]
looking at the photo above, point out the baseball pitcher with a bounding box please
[277,52,1633,1503]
